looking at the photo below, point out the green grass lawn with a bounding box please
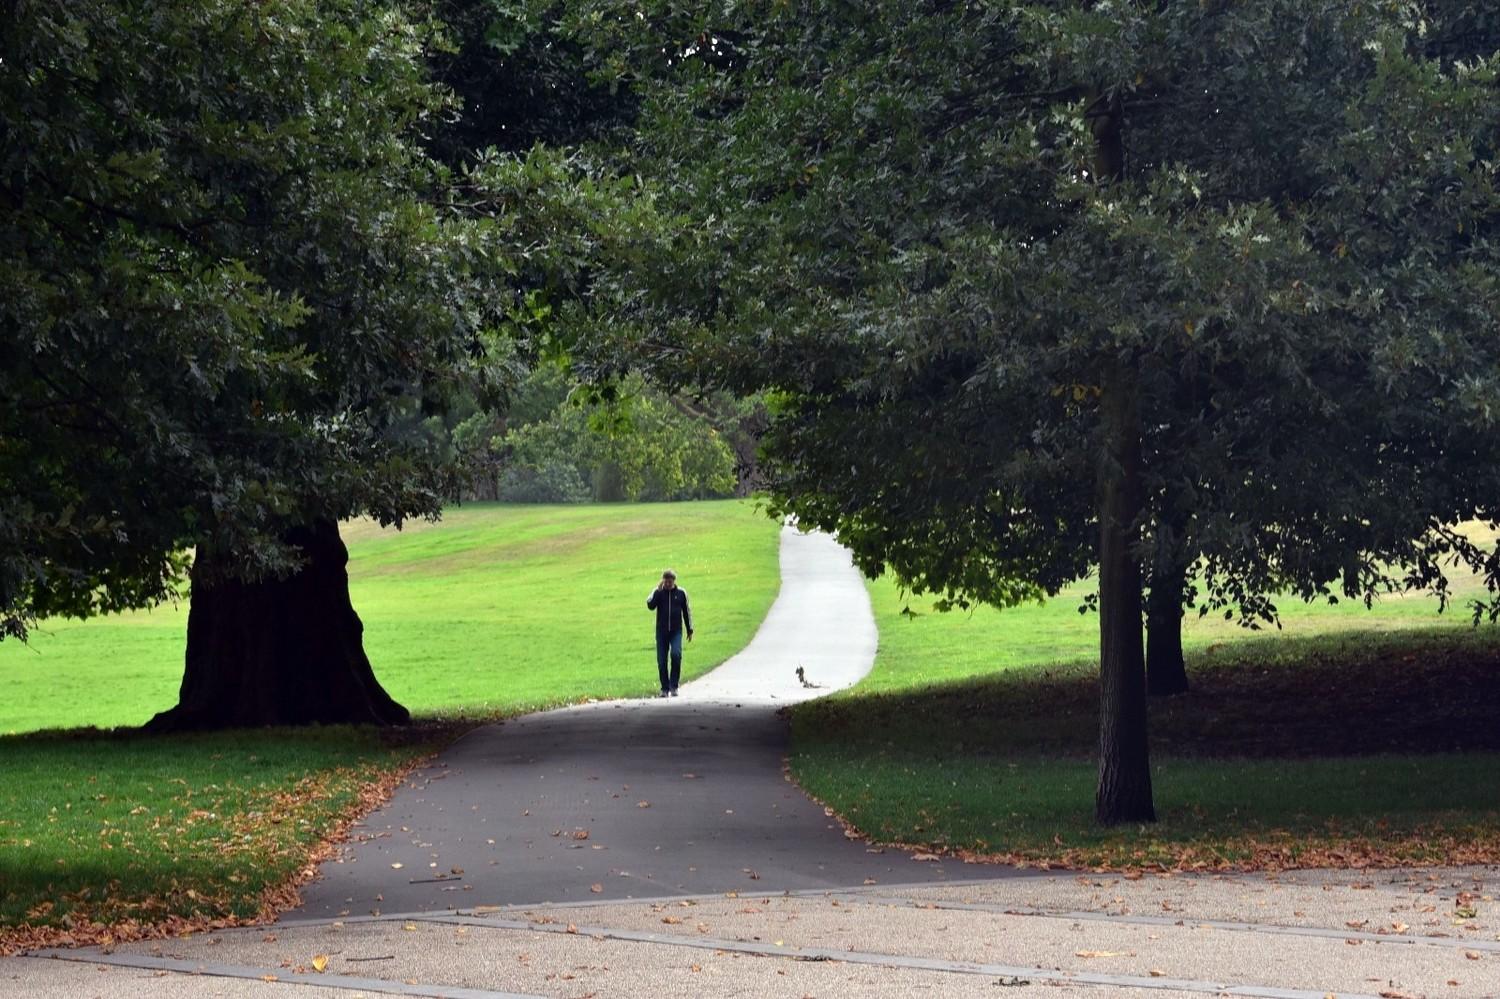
[0,500,782,940]
[0,726,446,935]
[790,566,1500,870]
[1,499,783,733]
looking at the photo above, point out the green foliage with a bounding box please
[497,372,737,501]
[0,0,650,639]
[0,500,781,732]
[562,0,1500,621]
[423,0,640,164]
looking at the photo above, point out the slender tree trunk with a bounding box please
[144,520,409,731]
[1089,84,1154,824]
[1095,369,1156,825]
[1146,558,1190,696]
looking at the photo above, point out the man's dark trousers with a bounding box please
[656,629,683,692]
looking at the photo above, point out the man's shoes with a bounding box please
[669,688,679,697]
[658,690,670,698]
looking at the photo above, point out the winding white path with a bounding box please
[682,526,878,703]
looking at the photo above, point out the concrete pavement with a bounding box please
[11,868,1497,997]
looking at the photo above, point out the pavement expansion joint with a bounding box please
[399,911,1389,999]
[25,947,545,999]
[819,890,1500,953]
[28,907,1406,999]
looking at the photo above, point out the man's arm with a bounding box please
[647,589,660,610]
[682,591,693,637]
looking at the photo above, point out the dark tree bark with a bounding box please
[145,520,410,731]
[1095,368,1157,826]
[1090,86,1155,825]
[1146,558,1190,696]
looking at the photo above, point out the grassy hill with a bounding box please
[0,500,784,734]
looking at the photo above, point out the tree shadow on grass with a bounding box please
[790,628,1500,865]
[796,626,1500,761]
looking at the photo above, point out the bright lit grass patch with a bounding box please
[0,499,783,733]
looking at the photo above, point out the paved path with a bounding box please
[8,527,1500,996]
[297,526,997,918]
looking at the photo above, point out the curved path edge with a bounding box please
[295,526,1011,918]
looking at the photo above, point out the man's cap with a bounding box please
[662,568,677,579]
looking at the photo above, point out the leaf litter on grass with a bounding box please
[791,628,1500,872]
[0,721,466,954]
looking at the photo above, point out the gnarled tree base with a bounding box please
[145,520,409,732]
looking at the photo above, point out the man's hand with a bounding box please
[687,629,694,642]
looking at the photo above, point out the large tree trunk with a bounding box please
[145,520,409,731]
[1146,558,1190,696]
[1095,369,1156,825]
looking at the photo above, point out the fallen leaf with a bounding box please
[1075,950,1130,958]
[637,801,651,808]
[390,863,403,870]
[311,955,328,973]
[572,830,590,841]
[566,923,577,934]
[911,853,940,862]
[1391,922,1410,933]
[690,964,702,972]
[403,923,417,931]
[1465,951,1481,960]
[1149,969,1166,977]
[662,916,683,925]
[590,884,603,894]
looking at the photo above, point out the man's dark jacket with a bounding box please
[646,586,692,636]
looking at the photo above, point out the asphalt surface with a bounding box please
[294,527,995,920]
[7,526,1499,997]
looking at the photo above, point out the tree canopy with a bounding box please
[563,0,1500,821]
[0,0,636,645]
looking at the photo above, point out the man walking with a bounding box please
[646,569,693,697]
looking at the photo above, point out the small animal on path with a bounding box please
[796,666,822,689]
